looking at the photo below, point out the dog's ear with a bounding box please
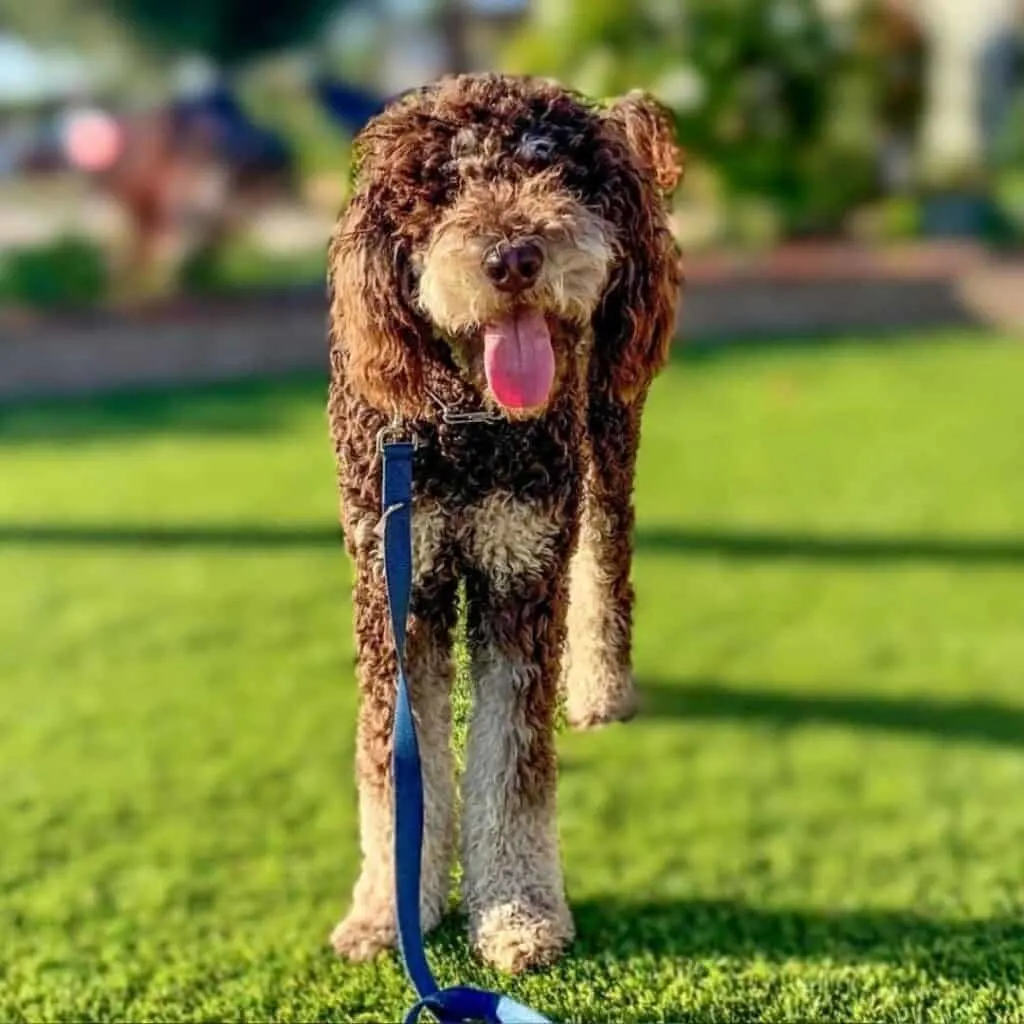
[592,93,683,404]
[602,90,684,198]
[328,192,425,418]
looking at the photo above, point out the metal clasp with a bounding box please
[426,389,502,425]
[376,419,420,453]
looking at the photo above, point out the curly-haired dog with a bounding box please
[327,73,683,973]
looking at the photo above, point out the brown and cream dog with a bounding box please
[327,72,683,974]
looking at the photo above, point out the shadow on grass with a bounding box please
[3,522,1024,569]
[421,897,1022,1015]
[0,522,343,549]
[635,678,1024,750]
[569,897,1024,986]
[635,525,1024,565]
[0,373,326,446]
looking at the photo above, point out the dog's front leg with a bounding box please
[330,554,458,962]
[562,394,642,729]
[461,568,574,974]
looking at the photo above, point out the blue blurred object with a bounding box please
[921,193,995,239]
[977,26,1024,160]
[311,74,387,137]
[170,85,293,175]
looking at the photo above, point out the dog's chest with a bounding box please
[345,402,582,590]
[411,404,580,505]
[410,416,580,588]
[410,491,566,590]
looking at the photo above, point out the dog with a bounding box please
[326,72,683,974]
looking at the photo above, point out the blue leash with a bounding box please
[381,438,554,1024]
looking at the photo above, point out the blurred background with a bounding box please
[3,0,1024,319]
[4,4,1024,1021]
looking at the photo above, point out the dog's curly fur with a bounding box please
[326,72,683,973]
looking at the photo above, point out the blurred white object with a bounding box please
[655,66,707,113]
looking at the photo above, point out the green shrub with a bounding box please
[0,236,109,310]
[849,194,923,243]
[503,0,927,242]
[178,239,326,296]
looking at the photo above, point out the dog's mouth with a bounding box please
[481,308,555,411]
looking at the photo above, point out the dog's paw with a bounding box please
[329,908,396,962]
[330,895,447,963]
[565,671,638,731]
[470,900,574,974]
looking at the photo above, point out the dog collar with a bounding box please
[425,388,502,425]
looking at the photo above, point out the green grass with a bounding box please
[3,330,1024,1022]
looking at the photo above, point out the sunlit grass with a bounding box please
[2,330,1024,1022]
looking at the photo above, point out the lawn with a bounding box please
[2,331,1024,1023]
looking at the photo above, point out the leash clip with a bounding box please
[377,422,420,453]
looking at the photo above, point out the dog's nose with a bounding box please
[483,240,544,293]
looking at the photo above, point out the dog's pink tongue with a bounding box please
[482,310,554,410]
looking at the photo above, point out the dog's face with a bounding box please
[412,124,618,413]
[331,74,683,418]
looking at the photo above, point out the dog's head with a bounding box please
[330,74,682,419]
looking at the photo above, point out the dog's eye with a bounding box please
[517,135,556,165]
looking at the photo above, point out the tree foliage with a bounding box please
[503,0,922,238]
[96,0,348,67]
[0,0,129,56]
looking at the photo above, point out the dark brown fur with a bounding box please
[326,72,682,972]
